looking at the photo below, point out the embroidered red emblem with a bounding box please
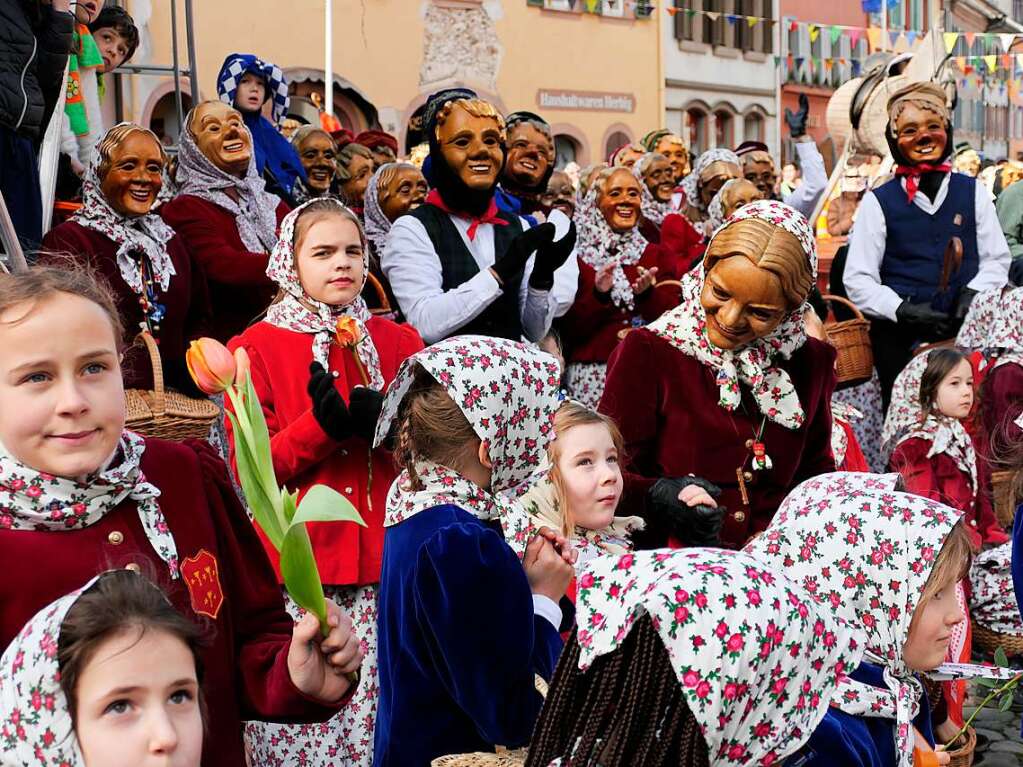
[180,549,225,620]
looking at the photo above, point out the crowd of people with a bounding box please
[4,3,1023,767]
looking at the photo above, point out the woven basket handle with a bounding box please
[654,279,684,291]
[366,272,391,313]
[135,331,166,418]
[821,293,866,322]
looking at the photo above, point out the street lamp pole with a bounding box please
[325,0,334,116]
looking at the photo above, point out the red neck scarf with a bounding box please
[425,189,508,241]
[894,163,951,203]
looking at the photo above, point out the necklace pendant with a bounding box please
[735,467,750,507]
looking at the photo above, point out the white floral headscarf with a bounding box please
[71,125,177,299]
[363,163,395,257]
[881,349,977,492]
[680,148,741,217]
[646,200,817,447]
[374,336,562,557]
[574,182,649,312]
[574,548,865,766]
[969,543,1023,634]
[0,432,179,579]
[0,577,100,767]
[175,108,281,254]
[831,402,863,468]
[955,287,1004,352]
[264,198,384,389]
[744,472,965,767]
[632,153,673,227]
[987,286,1023,371]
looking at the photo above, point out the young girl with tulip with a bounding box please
[0,264,362,767]
[224,197,423,767]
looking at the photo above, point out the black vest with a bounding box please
[410,203,525,341]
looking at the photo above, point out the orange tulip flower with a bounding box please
[185,338,236,395]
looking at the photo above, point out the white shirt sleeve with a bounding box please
[532,594,563,630]
[517,215,557,341]
[970,180,1012,292]
[844,191,905,322]
[549,250,580,318]
[783,141,828,220]
[381,215,503,344]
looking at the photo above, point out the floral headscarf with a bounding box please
[955,287,1004,352]
[175,108,281,254]
[881,349,977,492]
[831,402,863,468]
[646,200,817,442]
[705,177,743,235]
[70,126,178,303]
[680,148,741,217]
[0,432,179,578]
[0,577,99,767]
[373,336,562,556]
[574,181,649,311]
[264,199,384,389]
[632,153,673,227]
[987,286,1023,371]
[744,472,964,767]
[574,548,864,766]
[363,163,395,257]
[969,543,1023,634]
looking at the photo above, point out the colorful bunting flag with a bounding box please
[1000,33,1016,52]
[943,32,959,53]
[809,24,819,43]
[866,26,881,50]
[984,53,997,72]
[830,25,842,45]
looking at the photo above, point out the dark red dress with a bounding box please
[40,221,211,394]
[599,328,837,548]
[161,195,289,343]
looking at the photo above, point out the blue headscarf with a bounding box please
[217,53,305,196]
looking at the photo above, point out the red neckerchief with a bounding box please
[425,189,508,241]
[894,163,951,204]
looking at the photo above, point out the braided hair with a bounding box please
[526,616,709,767]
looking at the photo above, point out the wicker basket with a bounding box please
[944,725,976,767]
[822,294,873,387]
[991,469,1018,530]
[366,272,393,316]
[972,622,1023,659]
[124,332,220,441]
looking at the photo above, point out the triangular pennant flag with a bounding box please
[787,52,794,66]
[706,11,720,21]
[866,27,881,51]
[686,8,697,18]
[1016,53,1023,65]
[773,55,781,67]
[665,6,678,15]
[851,59,862,76]
[965,32,976,48]
[1003,53,1012,68]
[889,30,901,47]
[943,32,959,53]
[955,56,965,68]
[809,24,819,43]
[1000,33,1016,52]
[829,25,842,45]
[747,16,758,28]
[726,14,738,24]
[964,64,973,75]
[789,20,798,32]
[584,0,598,11]
[906,31,917,46]
[984,54,997,72]
[794,56,804,67]
[825,58,833,71]
[849,28,862,47]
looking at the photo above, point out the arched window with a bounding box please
[554,134,579,169]
[743,112,764,143]
[714,110,734,148]
[686,108,707,155]
[148,92,194,147]
[604,130,630,160]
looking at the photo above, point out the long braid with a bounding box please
[526,617,710,767]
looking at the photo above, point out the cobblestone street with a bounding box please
[966,683,1023,766]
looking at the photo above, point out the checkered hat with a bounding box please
[216,52,290,126]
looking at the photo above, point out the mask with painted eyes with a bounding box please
[437,103,505,191]
[597,168,643,233]
[99,132,165,216]
[894,103,948,165]
[504,122,554,190]
[296,131,337,194]
[380,166,428,222]
[189,101,252,178]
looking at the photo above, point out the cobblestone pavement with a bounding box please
[964,683,1023,766]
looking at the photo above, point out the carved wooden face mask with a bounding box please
[297,131,337,193]
[190,101,252,177]
[100,132,165,216]
[598,168,642,233]
[656,135,690,182]
[380,166,428,222]
[504,122,554,189]
[699,161,741,207]
[894,103,948,165]
[437,103,504,191]
[641,156,675,203]
[541,171,576,218]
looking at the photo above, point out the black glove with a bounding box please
[307,362,353,442]
[644,476,725,547]
[1010,257,1023,287]
[528,221,578,291]
[491,223,555,285]
[895,300,955,340]
[785,93,810,138]
[954,287,978,320]
[349,386,385,443]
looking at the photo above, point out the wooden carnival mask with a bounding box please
[99,130,165,216]
[699,161,741,208]
[190,101,252,178]
[296,130,337,193]
[741,151,777,200]
[893,102,948,165]
[504,121,554,189]
[598,168,642,233]
[640,155,675,203]
[655,134,690,182]
[379,165,428,222]
[541,170,576,218]
[436,101,504,191]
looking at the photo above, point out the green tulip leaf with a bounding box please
[292,484,367,528]
[1000,692,1014,712]
[996,647,1010,668]
[280,522,330,635]
[243,373,276,483]
[976,677,1000,689]
[226,410,285,550]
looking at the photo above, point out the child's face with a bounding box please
[294,217,366,307]
[75,628,203,767]
[93,27,130,73]
[555,422,622,531]
[234,72,266,114]
[74,0,102,25]
[0,293,124,479]
[935,358,974,419]
[902,582,964,671]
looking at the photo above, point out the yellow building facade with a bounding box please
[123,0,663,167]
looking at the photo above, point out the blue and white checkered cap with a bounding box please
[216,53,291,127]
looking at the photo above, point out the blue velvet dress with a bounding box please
[788,661,935,766]
[373,503,567,767]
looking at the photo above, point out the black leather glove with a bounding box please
[644,476,725,547]
[528,221,578,291]
[1010,256,1023,287]
[349,386,384,443]
[785,93,810,138]
[491,223,554,285]
[307,362,353,442]
[895,300,955,340]
[954,287,978,320]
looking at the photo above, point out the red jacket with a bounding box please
[599,329,837,548]
[657,213,705,280]
[227,317,424,586]
[0,438,341,767]
[560,244,677,364]
[890,436,1007,548]
[40,221,211,394]
[161,194,289,343]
